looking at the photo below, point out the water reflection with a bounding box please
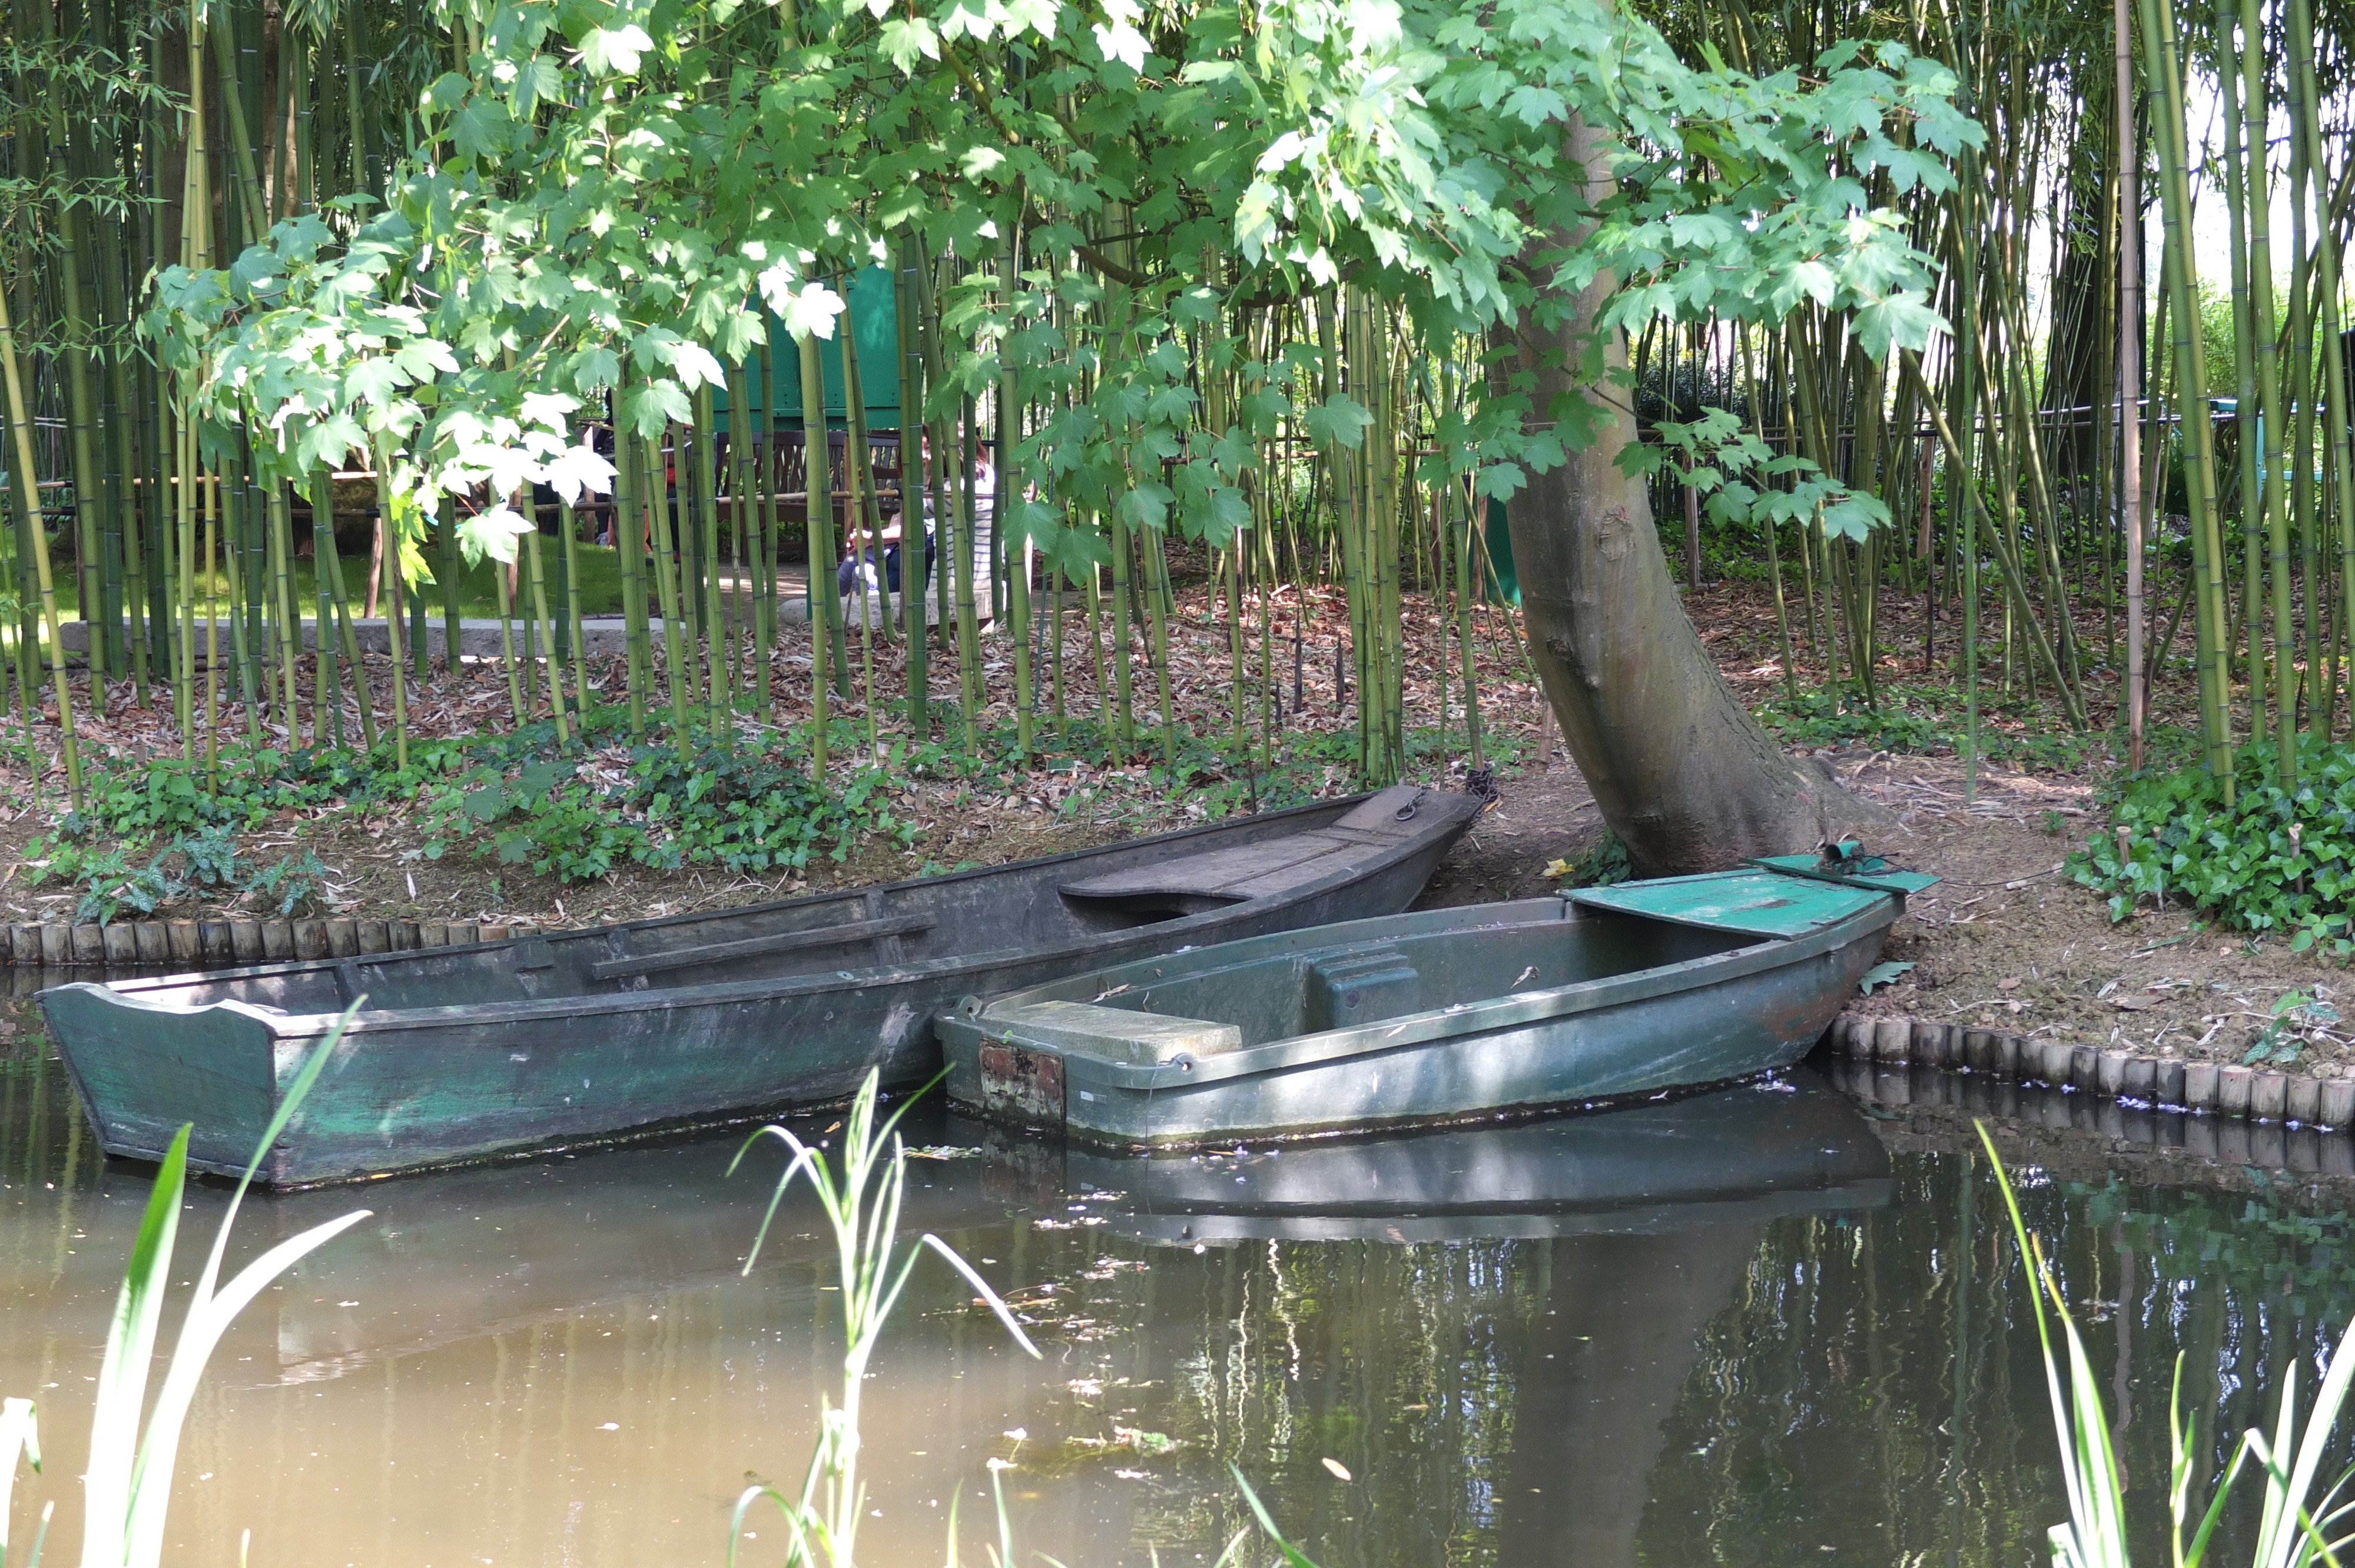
[1064,1079,1894,1244]
[6,978,2355,1567]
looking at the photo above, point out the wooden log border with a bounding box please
[1822,1012,2355,1129]
[0,919,535,969]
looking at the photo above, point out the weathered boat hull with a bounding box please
[937,872,1906,1148]
[41,787,1478,1185]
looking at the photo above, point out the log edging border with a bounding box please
[1823,1011,2354,1127]
[0,918,535,969]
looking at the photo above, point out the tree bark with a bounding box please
[1508,115,1885,878]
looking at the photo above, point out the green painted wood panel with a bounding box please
[1570,869,1885,939]
[712,264,900,433]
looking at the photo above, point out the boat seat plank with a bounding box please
[589,914,934,982]
[1059,834,1348,904]
[1570,870,1882,938]
[989,1000,1242,1064]
[1058,786,1440,906]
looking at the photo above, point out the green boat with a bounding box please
[937,849,1935,1148]
[38,785,1479,1187]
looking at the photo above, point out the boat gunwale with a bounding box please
[42,790,1480,1038]
[956,892,1899,1092]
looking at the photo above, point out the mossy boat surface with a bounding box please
[937,855,1931,1148]
[39,786,1477,1186]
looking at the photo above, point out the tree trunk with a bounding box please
[1508,116,1884,877]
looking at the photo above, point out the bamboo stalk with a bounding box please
[0,282,83,806]
[528,506,568,739]
[895,240,928,736]
[798,331,837,773]
[2145,0,2236,786]
[369,438,410,770]
[310,468,344,748]
[2118,0,2145,767]
[641,431,693,738]
[2291,0,2355,745]
[613,408,651,737]
[998,231,1033,758]
[840,315,884,756]
[495,526,526,726]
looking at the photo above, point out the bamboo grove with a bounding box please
[26,0,2337,824]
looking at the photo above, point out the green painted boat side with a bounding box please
[937,865,1916,1147]
[41,786,1480,1185]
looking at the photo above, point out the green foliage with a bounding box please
[2070,738,2355,954]
[47,749,357,840]
[1634,406,1892,543]
[2244,991,2337,1067]
[1754,687,1946,752]
[143,0,1976,573]
[1858,959,1915,994]
[424,732,921,880]
[1752,685,2098,770]
[26,699,1484,901]
[1544,832,1631,887]
[28,825,330,923]
[731,1070,1038,1568]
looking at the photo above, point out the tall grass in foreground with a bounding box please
[728,1069,1325,1568]
[1982,1124,2355,1567]
[2,1004,369,1568]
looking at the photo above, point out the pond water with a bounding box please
[6,980,2355,1568]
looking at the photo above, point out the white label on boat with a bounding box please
[1077,1090,1096,1102]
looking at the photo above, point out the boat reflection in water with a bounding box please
[1069,1069,1893,1243]
[986,1072,1896,1568]
[995,1071,1896,1245]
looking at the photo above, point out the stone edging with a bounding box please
[1825,1011,2355,1128]
[0,916,535,968]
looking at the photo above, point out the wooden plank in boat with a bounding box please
[589,914,934,981]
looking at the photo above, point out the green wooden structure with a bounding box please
[713,264,900,433]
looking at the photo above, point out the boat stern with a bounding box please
[39,982,298,1177]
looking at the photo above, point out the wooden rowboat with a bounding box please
[39,785,1479,1186]
[937,850,1935,1148]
